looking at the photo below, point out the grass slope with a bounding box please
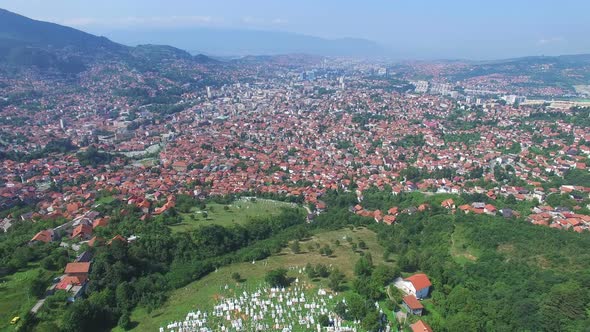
[170,199,302,233]
[124,227,390,331]
[0,265,43,331]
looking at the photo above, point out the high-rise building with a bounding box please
[411,81,429,93]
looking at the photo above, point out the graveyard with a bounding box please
[159,279,364,331]
[125,227,392,331]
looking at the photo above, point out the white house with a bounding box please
[393,273,432,299]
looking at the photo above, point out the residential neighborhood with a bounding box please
[0,7,589,330]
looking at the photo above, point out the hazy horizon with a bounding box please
[0,0,589,60]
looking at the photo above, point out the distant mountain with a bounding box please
[104,28,387,57]
[0,9,217,74]
[232,54,324,68]
[0,8,129,73]
[475,54,590,66]
[448,53,590,85]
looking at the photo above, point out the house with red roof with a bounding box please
[402,294,424,316]
[410,320,433,332]
[71,223,93,240]
[92,218,109,229]
[484,204,497,215]
[108,234,127,245]
[172,160,188,172]
[87,236,103,247]
[30,229,54,244]
[458,204,472,214]
[383,215,396,225]
[395,273,432,299]
[374,210,383,222]
[56,262,91,301]
[441,198,455,209]
[388,207,399,215]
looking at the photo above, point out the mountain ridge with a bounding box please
[102,27,387,57]
[0,8,218,74]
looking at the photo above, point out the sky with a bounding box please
[0,0,589,59]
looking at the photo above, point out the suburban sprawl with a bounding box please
[1,8,590,332]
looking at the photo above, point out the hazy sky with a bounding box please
[1,0,589,59]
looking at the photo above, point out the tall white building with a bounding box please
[411,81,429,93]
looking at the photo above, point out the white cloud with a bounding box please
[271,18,288,25]
[537,37,564,45]
[241,16,288,26]
[241,16,262,25]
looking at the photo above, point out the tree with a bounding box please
[346,293,368,320]
[389,286,404,309]
[62,300,95,332]
[505,194,517,205]
[354,256,373,277]
[231,272,242,282]
[361,309,382,332]
[353,277,384,301]
[118,311,132,330]
[306,263,318,279]
[316,264,330,278]
[446,312,479,331]
[320,245,333,256]
[382,250,392,262]
[116,282,133,311]
[329,268,346,292]
[372,264,397,286]
[541,282,589,330]
[30,271,48,298]
[318,314,330,327]
[265,268,290,288]
[289,240,301,254]
[40,255,56,270]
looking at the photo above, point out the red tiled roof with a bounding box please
[64,262,90,274]
[403,294,424,310]
[405,273,432,291]
[108,234,127,245]
[88,236,103,247]
[56,275,87,290]
[441,199,454,208]
[93,218,109,228]
[31,229,53,243]
[411,320,433,332]
[72,223,92,238]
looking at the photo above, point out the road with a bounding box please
[30,298,45,314]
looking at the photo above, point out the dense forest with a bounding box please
[318,189,590,331]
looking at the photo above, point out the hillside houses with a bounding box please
[411,320,433,332]
[402,295,424,316]
[396,273,432,299]
[30,229,55,244]
[394,273,433,318]
[55,262,91,301]
[0,54,587,256]
[528,206,590,232]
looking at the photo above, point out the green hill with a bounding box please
[0,8,216,75]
